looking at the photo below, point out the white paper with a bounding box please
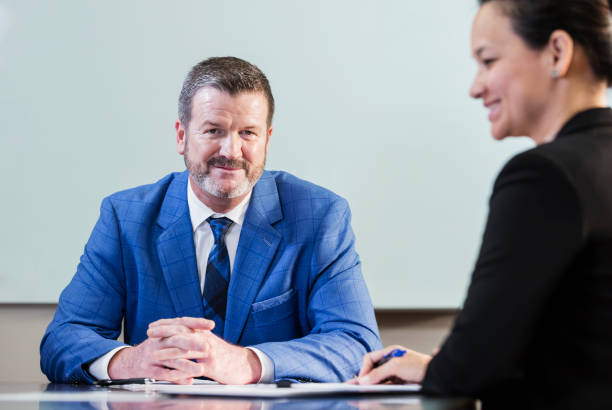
[117,382,422,398]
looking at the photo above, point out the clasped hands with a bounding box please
[107,317,262,385]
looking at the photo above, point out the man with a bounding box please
[40,57,381,384]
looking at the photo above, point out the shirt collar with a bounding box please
[187,178,252,232]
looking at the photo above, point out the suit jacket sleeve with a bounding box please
[40,197,127,383]
[422,151,583,395]
[252,197,382,382]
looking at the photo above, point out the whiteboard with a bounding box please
[0,0,536,307]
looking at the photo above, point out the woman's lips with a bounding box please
[486,100,501,121]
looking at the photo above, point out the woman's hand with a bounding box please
[351,345,432,385]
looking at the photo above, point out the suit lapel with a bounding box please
[224,171,283,344]
[156,171,204,318]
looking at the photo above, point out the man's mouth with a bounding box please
[208,157,247,172]
[213,165,242,171]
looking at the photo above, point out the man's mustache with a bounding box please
[207,156,248,170]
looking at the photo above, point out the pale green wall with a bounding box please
[0,1,534,307]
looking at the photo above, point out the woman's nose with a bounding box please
[469,73,485,99]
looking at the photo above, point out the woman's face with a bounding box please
[470,3,553,140]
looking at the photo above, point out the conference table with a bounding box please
[0,382,477,409]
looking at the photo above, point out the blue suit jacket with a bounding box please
[40,170,381,383]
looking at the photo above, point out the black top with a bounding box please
[422,108,612,410]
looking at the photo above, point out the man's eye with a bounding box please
[241,130,255,137]
[206,129,218,135]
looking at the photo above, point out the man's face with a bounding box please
[176,87,272,204]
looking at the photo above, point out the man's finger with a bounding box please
[147,324,193,338]
[148,364,193,383]
[154,347,208,361]
[159,332,214,353]
[152,366,195,385]
[153,357,204,377]
[149,317,215,330]
[148,318,181,328]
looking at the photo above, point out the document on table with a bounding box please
[116,381,421,398]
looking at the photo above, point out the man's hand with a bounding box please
[107,333,211,384]
[147,317,262,385]
[349,344,432,385]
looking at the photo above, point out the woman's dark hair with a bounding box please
[479,0,612,84]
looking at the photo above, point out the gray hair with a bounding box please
[178,56,275,127]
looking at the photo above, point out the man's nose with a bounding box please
[219,133,242,158]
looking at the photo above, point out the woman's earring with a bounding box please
[551,69,560,78]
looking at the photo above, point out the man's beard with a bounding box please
[184,144,265,199]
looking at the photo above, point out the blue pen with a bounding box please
[374,348,407,368]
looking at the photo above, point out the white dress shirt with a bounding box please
[187,178,249,292]
[88,179,274,382]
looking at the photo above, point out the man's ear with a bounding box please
[547,29,574,78]
[176,120,186,155]
[265,126,273,156]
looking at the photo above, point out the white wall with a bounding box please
[0,0,533,308]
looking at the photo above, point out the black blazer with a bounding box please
[422,108,612,410]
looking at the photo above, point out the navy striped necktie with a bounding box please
[202,216,233,337]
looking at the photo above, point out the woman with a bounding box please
[354,1,612,408]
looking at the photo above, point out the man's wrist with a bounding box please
[246,347,273,383]
[108,345,134,379]
[88,345,129,380]
[243,347,263,384]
